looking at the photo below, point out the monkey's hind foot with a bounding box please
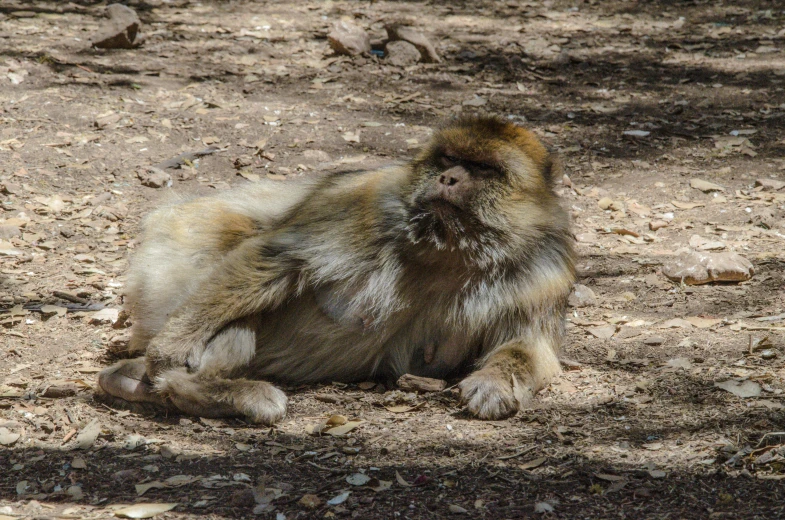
[96,357,172,415]
[154,369,288,425]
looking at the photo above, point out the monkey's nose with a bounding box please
[439,174,459,186]
[438,166,468,188]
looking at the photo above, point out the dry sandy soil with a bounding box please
[1,0,785,518]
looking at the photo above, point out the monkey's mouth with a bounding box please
[425,197,463,217]
[407,196,478,250]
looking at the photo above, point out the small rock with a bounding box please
[107,333,132,356]
[623,130,650,138]
[299,494,321,509]
[588,325,617,339]
[649,220,668,231]
[760,349,777,360]
[137,167,172,189]
[301,149,332,164]
[66,485,84,500]
[397,374,447,392]
[385,24,441,63]
[598,197,623,211]
[0,182,23,195]
[462,95,487,107]
[690,178,725,192]
[328,21,370,56]
[385,40,421,67]
[568,284,596,307]
[94,112,121,129]
[662,249,754,285]
[749,207,781,230]
[91,4,141,49]
[755,178,785,191]
[89,308,120,325]
[0,225,21,240]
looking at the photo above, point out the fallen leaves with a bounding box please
[306,415,363,436]
[71,419,101,450]
[114,503,178,518]
[715,380,762,398]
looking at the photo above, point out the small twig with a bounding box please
[306,461,343,474]
[53,291,89,304]
[152,146,222,170]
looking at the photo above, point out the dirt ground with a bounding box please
[1,0,785,518]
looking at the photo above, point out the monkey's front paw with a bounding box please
[458,370,533,420]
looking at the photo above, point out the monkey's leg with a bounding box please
[154,315,287,425]
[153,370,287,425]
[458,335,561,420]
[143,235,296,377]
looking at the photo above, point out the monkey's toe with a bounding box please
[458,371,526,420]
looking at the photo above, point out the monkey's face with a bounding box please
[404,116,556,262]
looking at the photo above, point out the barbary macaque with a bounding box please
[98,115,575,424]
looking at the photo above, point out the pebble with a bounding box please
[137,167,172,189]
[385,40,421,67]
[328,21,370,56]
[91,4,141,49]
[568,284,596,307]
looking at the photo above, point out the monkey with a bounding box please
[97,115,575,424]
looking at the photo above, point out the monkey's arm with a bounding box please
[144,234,299,376]
[458,319,563,420]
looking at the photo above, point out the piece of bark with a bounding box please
[396,374,447,393]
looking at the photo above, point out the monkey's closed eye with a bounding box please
[441,154,460,166]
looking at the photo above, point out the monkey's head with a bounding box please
[404,115,565,266]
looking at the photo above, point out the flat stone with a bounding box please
[649,220,668,231]
[755,178,785,191]
[588,325,617,339]
[662,248,754,285]
[690,178,725,192]
[301,149,332,164]
[91,4,141,49]
[328,21,370,56]
[385,40,421,67]
[568,284,596,308]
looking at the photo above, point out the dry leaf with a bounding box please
[324,420,363,437]
[519,457,547,470]
[327,491,351,505]
[346,473,371,486]
[114,503,178,518]
[72,419,101,450]
[715,380,761,398]
[395,471,412,487]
